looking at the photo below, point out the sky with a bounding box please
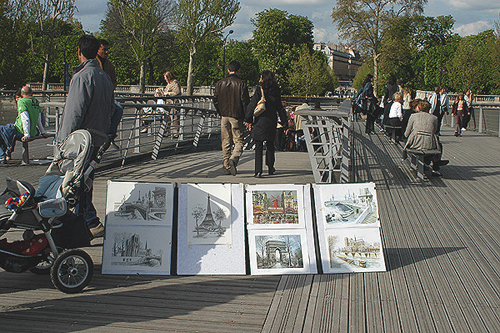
[74,0,500,43]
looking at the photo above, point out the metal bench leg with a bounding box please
[21,141,29,165]
[416,155,426,180]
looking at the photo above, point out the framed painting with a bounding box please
[248,229,317,275]
[177,183,246,275]
[320,227,386,273]
[313,183,379,228]
[245,184,308,229]
[105,181,174,226]
[102,224,172,275]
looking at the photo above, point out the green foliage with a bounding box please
[352,61,373,91]
[223,41,260,86]
[250,8,314,92]
[173,0,240,94]
[287,46,338,96]
[449,30,499,94]
[101,0,173,91]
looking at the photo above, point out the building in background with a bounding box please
[314,43,363,85]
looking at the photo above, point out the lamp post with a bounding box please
[222,30,234,78]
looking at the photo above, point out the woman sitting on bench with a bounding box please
[403,100,449,177]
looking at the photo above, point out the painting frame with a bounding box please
[177,183,246,275]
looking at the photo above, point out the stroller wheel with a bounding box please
[50,249,93,294]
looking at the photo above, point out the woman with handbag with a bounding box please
[245,70,287,178]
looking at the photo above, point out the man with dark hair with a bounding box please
[57,35,114,237]
[97,38,123,147]
[213,60,250,175]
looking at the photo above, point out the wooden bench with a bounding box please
[383,124,402,143]
[405,148,441,180]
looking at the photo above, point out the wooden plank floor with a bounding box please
[1,121,500,332]
[261,123,500,333]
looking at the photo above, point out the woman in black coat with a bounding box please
[245,70,287,178]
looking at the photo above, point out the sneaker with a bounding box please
[438,159,449,166]
[223,167,231,175]
[268,167,276,175]
[432,170,442,177]
[228,159,237,176]
[90,223,105,238]
[140,128,148,134]
[462,128,466,131]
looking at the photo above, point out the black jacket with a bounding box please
[213,74,250,119]
[245,85,287,141]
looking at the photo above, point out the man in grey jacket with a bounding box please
[57,35,114,237]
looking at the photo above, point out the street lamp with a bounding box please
[222,30,234,78]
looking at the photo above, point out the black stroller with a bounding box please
[0,129,109,293]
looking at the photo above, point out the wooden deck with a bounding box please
[1,122,500,332]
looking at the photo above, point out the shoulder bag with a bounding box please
[253,86,266,117]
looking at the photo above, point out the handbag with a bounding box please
[253,86,266,117]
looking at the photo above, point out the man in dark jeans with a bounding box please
[57,35,114,238]
[213,60,250,176]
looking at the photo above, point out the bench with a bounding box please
[17,134,54,165]
[383,124,402,143]
[405,148,441,180]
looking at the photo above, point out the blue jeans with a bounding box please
[108,100,123,138]
[0,124,22,159]
[74,172,100,228]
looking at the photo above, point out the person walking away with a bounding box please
[451,92,469,137]
[463,89,474,130]
[382,74,398,127]
[97,39,123,147]
[57,35,114,238]
[0,86,48,164]
[213,60,250,176]
[294,102,309,151]
[404,100,449,177]
[245,70,287,178]
[360,74,377,134]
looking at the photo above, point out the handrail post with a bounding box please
[478,107,483,133]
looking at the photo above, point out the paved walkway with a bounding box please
[1,123,500,332]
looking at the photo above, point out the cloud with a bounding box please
[454,20,493,36]
[448,0,500,11]
[313,27,339,43]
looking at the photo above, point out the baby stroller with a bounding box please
[0,129,110,293]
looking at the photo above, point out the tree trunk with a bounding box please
[42,54,50,91]
[373,50,379,97]
[139,60,147,93]
[186,46,196,96]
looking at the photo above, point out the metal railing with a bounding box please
[37,96,221,167]
[295,99,353,183]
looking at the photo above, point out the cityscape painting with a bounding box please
[315,183,379,227]
[102,225,172,275]
[323,228,386,273]
[106,181,174,226]
[248,229,316,275]
[186,183,232,245]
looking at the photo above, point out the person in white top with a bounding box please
[387,92,404,140]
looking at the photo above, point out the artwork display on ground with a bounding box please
[102,181,386,275]
[314,183,386,273]
[102,181,174,274]
[246,184,318,275]
[177,183,246,275]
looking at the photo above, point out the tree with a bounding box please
[251,8,314,92]
[331,0,427,94]
[173,0,240,95]
[22,0,77,90]
[287,46,338,96]
[101,0,173,93]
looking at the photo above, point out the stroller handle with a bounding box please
[85,129,111,156]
